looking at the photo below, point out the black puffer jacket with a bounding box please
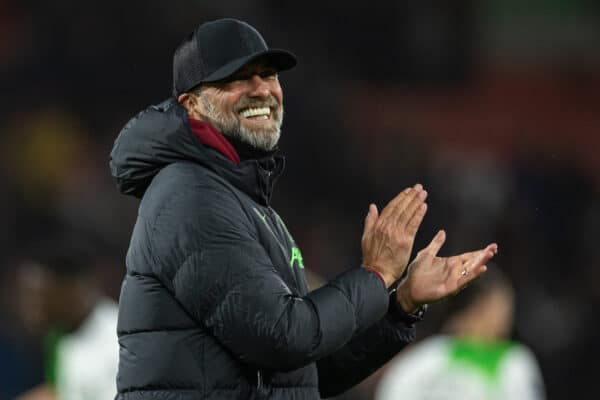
[110,98,416,399]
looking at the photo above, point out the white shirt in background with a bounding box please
[376,335,545,400]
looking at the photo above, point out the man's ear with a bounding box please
[178,93,198,117]
[177,93,191,107]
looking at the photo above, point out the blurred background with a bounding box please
[1,0,599,399]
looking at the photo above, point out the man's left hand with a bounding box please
[396,230,498,313]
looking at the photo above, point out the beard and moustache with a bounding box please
[198,91,283,151]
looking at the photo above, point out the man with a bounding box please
[110,18,497,399]
[376,267,545,400]
[14,235,119,400]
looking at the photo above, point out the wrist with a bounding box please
[388,281,427,324]
[396,282,419,314]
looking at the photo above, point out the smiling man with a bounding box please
[110,18,497,400]
[179,61,283,152]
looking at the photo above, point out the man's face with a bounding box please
[185,61,284,151]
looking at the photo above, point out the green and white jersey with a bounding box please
[376,335,545,400]
[46,298,119,400]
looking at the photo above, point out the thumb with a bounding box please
[424,230,446,256]
[362,203,378,237]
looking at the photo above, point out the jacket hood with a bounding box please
[109,98,284,204]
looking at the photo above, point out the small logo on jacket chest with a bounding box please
[253,207,305,270]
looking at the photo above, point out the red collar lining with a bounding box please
[188,118,240,164]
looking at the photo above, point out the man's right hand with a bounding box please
[361,184,428,288]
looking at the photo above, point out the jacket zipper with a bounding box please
[256,370,263,390]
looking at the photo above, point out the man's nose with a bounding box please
[247,75,270,97]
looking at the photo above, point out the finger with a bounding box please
[423,230,446,257]
[457,250,479,264]
[372,203,380,218]
[466,244,498,269]
[457,264,488,289]
[397,188,428,227]
[390,184,423,219]
[362,203,378,239]
[381,183,422,220]
[379,187,413,220]
[406,203,427,236]
[458,243,499,264]
[451,248,494,289]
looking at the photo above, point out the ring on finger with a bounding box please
[460,268,468,277]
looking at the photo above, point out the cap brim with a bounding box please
[200,49,297,84]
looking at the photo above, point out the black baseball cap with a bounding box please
[172,18,297,97]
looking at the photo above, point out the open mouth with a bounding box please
[239,107,271,120]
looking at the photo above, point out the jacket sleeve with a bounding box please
[316,312,416,398]
[148,183,390,371]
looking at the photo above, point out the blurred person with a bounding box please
[14,235,118,400]
[376,267,545,400]
[109,18,498,400]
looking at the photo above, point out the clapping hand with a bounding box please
[361,184,429,288]
[396,230,498,313]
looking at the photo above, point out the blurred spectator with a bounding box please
[13,235,118,400]
[375,267,545,400]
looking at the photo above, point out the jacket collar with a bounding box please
[188,118,241,164]
[187,117,285,206]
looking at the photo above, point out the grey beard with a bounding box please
[199,93,282,151]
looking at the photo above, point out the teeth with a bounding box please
[240,107,270,118]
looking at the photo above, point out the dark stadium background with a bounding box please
[1,1,599,398]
